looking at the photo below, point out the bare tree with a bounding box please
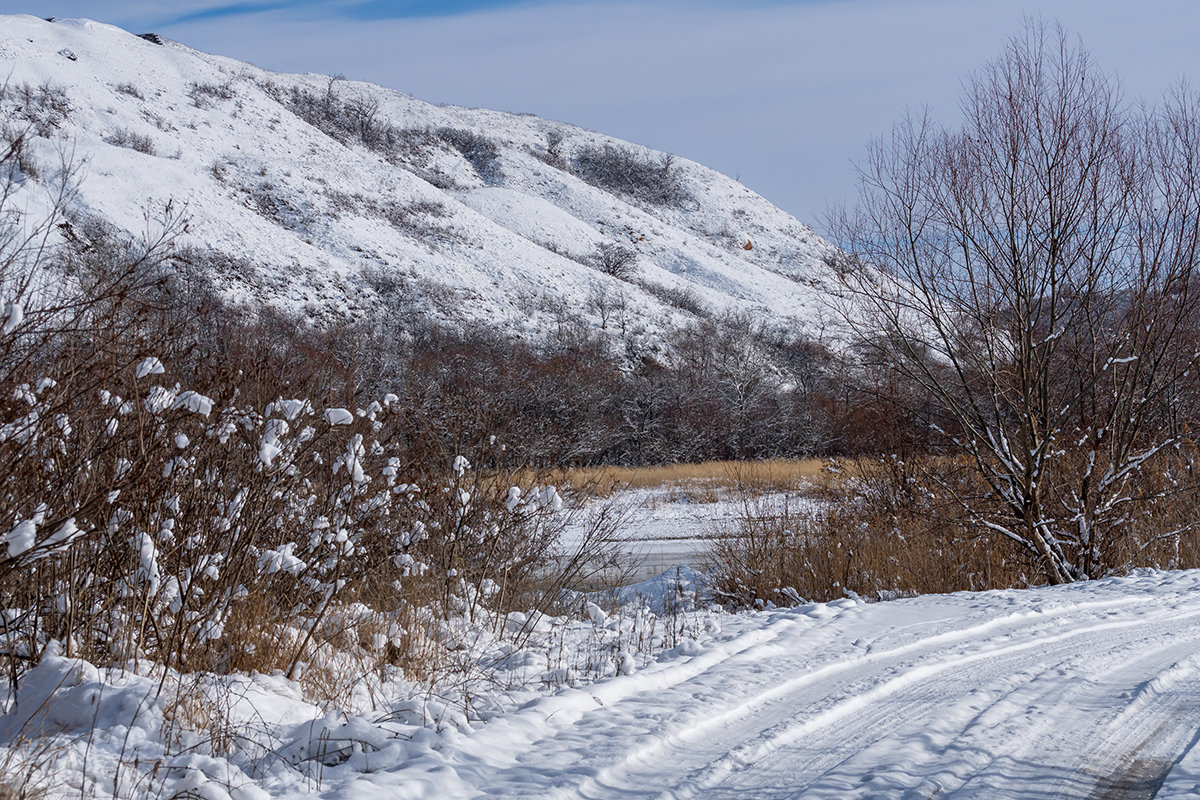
[591,241,638,280]
[831,22,1200,583]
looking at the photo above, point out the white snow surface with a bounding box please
[8,570,1200,798]
[0,15,847,350]
[561,487,816,583]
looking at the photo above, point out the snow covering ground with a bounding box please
[8,569,1200,799]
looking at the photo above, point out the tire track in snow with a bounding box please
[649,606,1200,800]
[720,606,1200,799]
[366,577,1200,800]
[1071,654,1200,800]
[531,588,1200,800]
[796,622,1200,799]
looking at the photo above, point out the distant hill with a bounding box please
[0,14,847,355]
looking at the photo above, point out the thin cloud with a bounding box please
[155,0,565,26]
[3,0,1197,219]
[158,1,299,26]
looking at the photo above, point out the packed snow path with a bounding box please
[333,571,1200,799]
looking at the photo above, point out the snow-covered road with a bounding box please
[332,571,1200,799]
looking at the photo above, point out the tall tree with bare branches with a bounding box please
[831,22,1200,583]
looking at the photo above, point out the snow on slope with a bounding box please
[0,15,845,350]
[11,569,1200,799]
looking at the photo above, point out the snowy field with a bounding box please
[8,569,1200,799]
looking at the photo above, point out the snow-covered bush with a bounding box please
[0,143,600,701]
[327,191,456,245]
[529,128,567,168]
[282,80,435,168]
[0,81,71,139]
[113,81,144,100]
[436,127,502,184]
[105,127,155,154]
[572,143,690,208]
[636,278,709,317]
[0,81,72,180]
[188,79,235,107]
[0,364,580,683]
[590,241,638,280]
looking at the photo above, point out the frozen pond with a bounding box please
[560,488,820,586]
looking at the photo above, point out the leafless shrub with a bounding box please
[589,242,637,280]
[0,83,71,139]
[0,135,38,182]
[114,82,144,100]
[288,76,389,149]
[361,265,410,300]
[586,283,628,333]
[326,190,457,246]
[252,76,285,103]
[545,130,565,162]
[572,143,690,207]
[105,128,155,154]
[709,445,1200,607]
[829,21,1200,583]
[188,80,235,108]
[239,178,312,230]
[637,279,708,317]
[529,129,567,169]
[436,127,502,184]
[820,249,861,277]
[208,157,230,183]
[170,243,260,291]
[707,458,1018,608]
[282,81,454,188]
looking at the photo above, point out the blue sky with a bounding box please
[6,1,1200,222]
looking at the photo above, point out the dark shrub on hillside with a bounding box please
[189,80,236,107]
[106,127,155,154]
[572,143,690,207]
[437,127,502,184]
[590,242,638,280]
[1,81,72,139]
[283,83,446,180]
[637,280,709,317]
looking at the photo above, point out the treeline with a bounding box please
[179,294,921,470]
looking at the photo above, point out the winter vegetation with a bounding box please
[828,23,1200,587]
[2,13,1200,800]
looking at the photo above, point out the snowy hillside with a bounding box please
[0,14,845,349]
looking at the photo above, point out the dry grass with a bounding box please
[706,496,1022,608]
[707,451,1200,608]
[542,458,826,500]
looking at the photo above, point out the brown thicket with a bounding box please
[0,145,616,697]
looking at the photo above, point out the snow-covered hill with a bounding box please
[0,14,846,351]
